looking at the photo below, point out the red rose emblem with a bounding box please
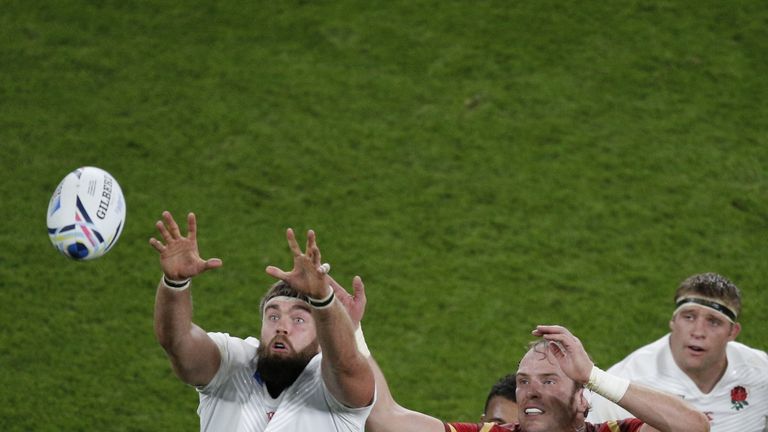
[730,386,749,411]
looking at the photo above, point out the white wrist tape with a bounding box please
[586,365,630,403]
[162,275,191,291]
[307,287,335,309]
[355,325,371,358]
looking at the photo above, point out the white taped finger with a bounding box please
[319,263,331,274]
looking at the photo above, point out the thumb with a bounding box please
[204,258,223,270]
[265,265,289,280]
[352,276,366,305]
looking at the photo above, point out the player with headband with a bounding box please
[329,274,709,432]
[150,211,374,432]
[588,272,768,431]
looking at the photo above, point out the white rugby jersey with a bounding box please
[587,334,768,431]
[196,332,373,432]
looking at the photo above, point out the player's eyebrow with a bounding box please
[290,303,312,313]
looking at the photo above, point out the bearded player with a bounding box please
[150,211,375,431]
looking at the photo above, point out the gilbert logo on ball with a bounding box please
[47,167,127,260]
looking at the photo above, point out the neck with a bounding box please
[687,358,728,393]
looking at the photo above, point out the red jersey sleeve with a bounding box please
[445,422,513,432]
[589,418,645,432]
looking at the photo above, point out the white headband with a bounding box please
[262,295,308,313]
[673,296,737,323]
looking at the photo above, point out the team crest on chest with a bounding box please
[730,385,749,410]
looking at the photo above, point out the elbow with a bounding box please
[675,412,709,432]
[694,412,711,432]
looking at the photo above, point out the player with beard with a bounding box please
[328,279,709,432]
[150,211,375,432]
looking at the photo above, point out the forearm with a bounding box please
[366,357,444,432]
[618,383,710,432]
[315,300,375,407]
[153,279,219,385]
[153,279,194,351]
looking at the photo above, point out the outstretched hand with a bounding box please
[265,228,329,299]
[532,325,594,384]
[330,275,366,327]
[149,211,223,280]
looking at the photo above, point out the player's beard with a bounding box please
[256,339,319,396]
[562,390,585,432]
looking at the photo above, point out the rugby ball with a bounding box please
[47,167,127,260]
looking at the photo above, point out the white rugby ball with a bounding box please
[47,167,127,260]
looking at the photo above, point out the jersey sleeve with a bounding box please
[287,354,374,432]
[590,418,644,432]
[196,332,259,394]
[445,422,511,432]
[319,377,376,431]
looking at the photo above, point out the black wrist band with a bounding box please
[307,291,335,309]
[163,275,191,289]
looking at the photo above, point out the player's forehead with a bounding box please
[263,296,311,314]
[516,349,563,377]
[487,395,515,406]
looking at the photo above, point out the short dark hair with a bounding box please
[259,280,310,316]
[674,273,742,317]
[484,373,517,413]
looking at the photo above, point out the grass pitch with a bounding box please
[1,1,767,430]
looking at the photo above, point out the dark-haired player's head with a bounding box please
[481,374,518,425]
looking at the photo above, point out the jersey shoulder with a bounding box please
[606,335,669,377]
[727,340,768,366]
[587,418,644,432]
[445,422,513,432]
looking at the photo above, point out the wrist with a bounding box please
[585,365,630,403]
[307,286,335,309]
[161,274,191,291]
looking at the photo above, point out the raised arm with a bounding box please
[150,211,223,386]
[330,275,445,432]
[265,229,374,408]
[533,325,710,432]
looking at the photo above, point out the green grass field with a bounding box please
[2,1,767,430]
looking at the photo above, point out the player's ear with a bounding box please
[728,322,741,341]
[575,388,589,417]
